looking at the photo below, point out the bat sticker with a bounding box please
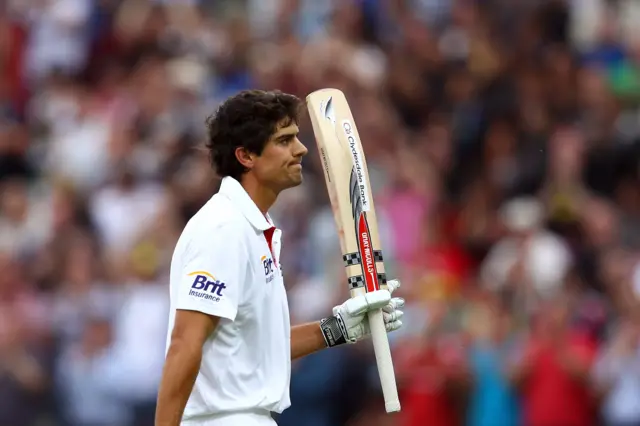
[349,167,380,293]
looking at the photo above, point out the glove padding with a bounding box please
[321,279,404,347]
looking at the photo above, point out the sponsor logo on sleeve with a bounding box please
[187,271,226,302]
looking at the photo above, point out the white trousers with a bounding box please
[182,410,277,426]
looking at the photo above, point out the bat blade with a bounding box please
[306,88,401,413]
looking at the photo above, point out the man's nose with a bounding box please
[294,138,308,157]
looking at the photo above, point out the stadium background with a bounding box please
[1,0,640,425]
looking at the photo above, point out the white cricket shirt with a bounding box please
[165,176,291,420]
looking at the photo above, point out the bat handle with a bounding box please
[367,308,401,413]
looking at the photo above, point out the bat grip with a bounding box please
[367,308,401,413]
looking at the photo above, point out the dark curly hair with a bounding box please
[205,90,303,181]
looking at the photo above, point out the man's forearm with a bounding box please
[291,322,328,360]
[155,340,203,426]
[289,281,404,360]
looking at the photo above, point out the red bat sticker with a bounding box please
[357,212,380,293]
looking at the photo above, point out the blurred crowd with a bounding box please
[0,0,639,426]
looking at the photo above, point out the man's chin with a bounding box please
[290,175,303,187]
[285,173,303,188]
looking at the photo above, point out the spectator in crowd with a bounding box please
[465,294,521,426]
[593,315,640,426]
[510,296,598,426]
[55,314,131,426]
[0,252,52,426]
[481,196,573,313]
[396,293,469,426]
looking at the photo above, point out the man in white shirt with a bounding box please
[155,90,405,426]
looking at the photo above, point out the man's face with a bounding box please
[253,121,308,191]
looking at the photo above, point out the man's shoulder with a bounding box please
[178,194,251,250]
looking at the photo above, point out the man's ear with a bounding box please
[235,147,256,169]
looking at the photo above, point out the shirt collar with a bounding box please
[218,176,275,232]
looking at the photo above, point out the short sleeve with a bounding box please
[175,223,246,321]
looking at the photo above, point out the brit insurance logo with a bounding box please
[187,271,226,302]
[261,255,275,283]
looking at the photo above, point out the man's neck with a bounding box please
[240,175,278,214]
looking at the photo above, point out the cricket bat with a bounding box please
[306,88,401,413]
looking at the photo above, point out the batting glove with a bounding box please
[320,279,405,347]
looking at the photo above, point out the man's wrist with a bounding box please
[319,315,348,347]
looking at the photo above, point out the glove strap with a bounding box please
[319,315,348,347]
